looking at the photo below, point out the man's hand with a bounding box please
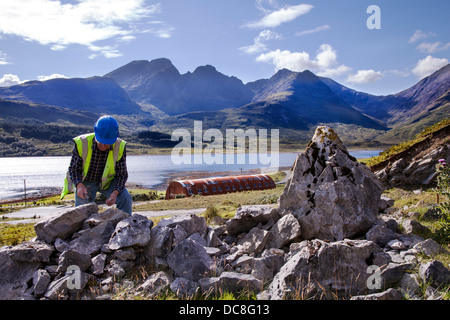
[76,183,89,200]
[106,190,119,206]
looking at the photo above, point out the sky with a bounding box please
[0,0,449,95]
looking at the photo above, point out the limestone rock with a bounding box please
[57,249,92,273]
[143,225,174,260]
[108,214,153,250]
[262,239,391,299]
[226,205,280,235]
[413,238,446,257]
[82,208,129,229]
[236,227,270,255]
[158,213,207,237]
[402,219,431,236]
[7,241,53,263]
[199,272,263,295]
[0,246,41,300]
[266,213,301,249]
[170,277,200,298]
[137,271,173,298]
[67,221,115,256]
[167,238,215,281]
[419,260,450,288]
[365,224,396,247]
[32,269,51,297]
[279,126,383,241]
[34,203,98,243]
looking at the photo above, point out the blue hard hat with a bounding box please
[94,116,119,145]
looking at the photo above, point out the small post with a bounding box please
[24,179,27,207]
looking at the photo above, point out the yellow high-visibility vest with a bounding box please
[60,133,126,199]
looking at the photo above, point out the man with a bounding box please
[60,115,132,214]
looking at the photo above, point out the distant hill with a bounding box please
[0,98,99,126]
[320,64,450,143]
[105,58,254,115]
[0,76,145,116]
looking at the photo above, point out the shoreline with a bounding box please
[0,167,292,205]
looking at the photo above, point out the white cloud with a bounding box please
[255,0,280,14]
[37,74,67,81]
[416,41,450,54]
[295,24,330,37]
[240,30,282,54]
[346,70,384,84]
[256,44,351,77]
[317,65,352,78]
[389,69,410,78]
[412,55,449,79]
[0,74,23,87]
[0,0,163,57]
[244,4,313,29]
[87,44,122,59]
[0,51,10,65]
[409,30,436,43]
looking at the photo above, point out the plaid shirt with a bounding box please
[68,138,128,193]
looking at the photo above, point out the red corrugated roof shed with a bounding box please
[165,174,276,200]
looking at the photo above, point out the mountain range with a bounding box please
[0,58,448,149]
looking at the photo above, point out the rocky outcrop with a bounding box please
[1,126,449,301]
[372,124,450,187]
[279,126,383,240]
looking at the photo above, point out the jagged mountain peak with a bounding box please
[193,64,218,74]
[252,68,332,102]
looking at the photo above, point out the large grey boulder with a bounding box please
[413,238,446,257]
[82,208,129,229]
[199,272,263,296]
[226,205,280,235]
[34,203,98,243]
[166,238,215,281]
[170,277,200,298]
[143,225,174,260]
[137,271,173,298]
[32,269,51,297]
[108,214,153,250]
[6,241,53,263]
[419,260,450,288]
[0,246,41,300]
[262,239,391,299]
[236,227,270,256]
[266,213,301,249]
[158,213,208,237]
[67,221,115,256]
[57,249,92,273]
[279,126,383,241]
[44,270,92,300]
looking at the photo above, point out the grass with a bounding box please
[0,223,36,246]
[133,185,284,214]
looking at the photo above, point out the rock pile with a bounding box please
[1,126,449,300]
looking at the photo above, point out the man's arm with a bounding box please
[113,147,128,194]
[68,143,88,199]
[68,143,83,187]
